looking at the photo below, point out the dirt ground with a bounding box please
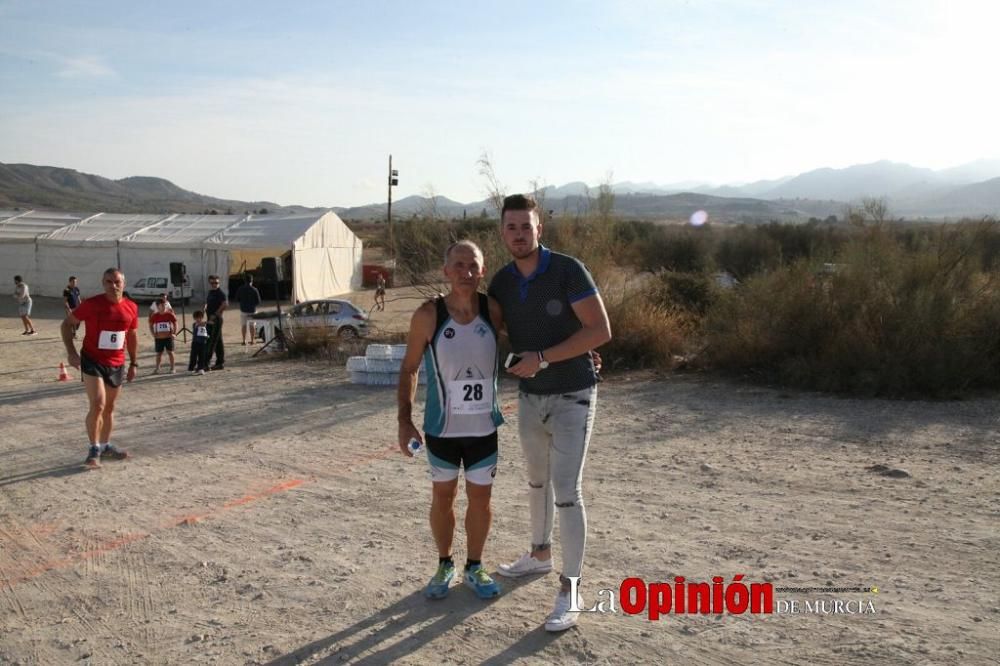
[1,290,998,665]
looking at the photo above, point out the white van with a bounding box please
[128,275,191,303]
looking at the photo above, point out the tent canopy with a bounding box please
[0,210,362,302]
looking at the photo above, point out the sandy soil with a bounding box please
[1,291,998,665]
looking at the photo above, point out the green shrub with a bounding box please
[706,223,1000,396]
[714,226,782,279]
[657,271,716,315]
[601,282,698,371]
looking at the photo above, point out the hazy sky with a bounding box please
[1,0,997,207]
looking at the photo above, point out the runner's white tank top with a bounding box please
[422,294,504,437]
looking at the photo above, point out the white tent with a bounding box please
[0,210,362,302]
[0,210,89,289]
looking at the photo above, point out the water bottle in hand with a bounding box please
[407,438,424,456]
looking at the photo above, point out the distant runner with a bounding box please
[374,272,387,312]
[13,275,36,335]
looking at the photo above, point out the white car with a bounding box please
[128,275,190,303]
[253,299,370,339]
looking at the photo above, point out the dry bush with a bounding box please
[283,328,370,363]
[600,280,700,371]
[543,217,620,284]
[706,222,1000,396]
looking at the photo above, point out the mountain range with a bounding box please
[1,159,998,222]
[0,163,311,215]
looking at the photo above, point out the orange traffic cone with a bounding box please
[58,362,71,382]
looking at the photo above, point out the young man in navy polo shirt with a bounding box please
[488,194,612,632]
[204,275,228,369]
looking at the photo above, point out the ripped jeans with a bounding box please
[518,385,597,579]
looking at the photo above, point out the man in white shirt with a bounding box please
[13,275,36,336]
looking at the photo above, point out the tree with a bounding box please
[477,150,506,217]
[862,196,890,226]
[529,177,547,220]
[596,170,615,224]
[845,196,891,227]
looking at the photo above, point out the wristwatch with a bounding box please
[537,351,549,370]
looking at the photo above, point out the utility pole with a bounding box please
[387,154,399,260]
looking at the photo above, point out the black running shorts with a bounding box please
[80,353,125,388]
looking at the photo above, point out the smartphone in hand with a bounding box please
[504,352,522,369]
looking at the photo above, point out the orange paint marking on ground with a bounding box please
[168,478,307,527]
[1,532,150,587]
[341,445,399,470]
[2,478,307,588]
[222,478,306,510]
[4,446,407,588]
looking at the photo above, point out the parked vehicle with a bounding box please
[251,299,369,339]
[129,275,190,303]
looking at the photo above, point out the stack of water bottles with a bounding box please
[346,343,426,386]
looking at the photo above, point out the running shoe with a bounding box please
[424,561,455,599]
[197,369,206,375]
[464,565,501,599]
[545,589,583,632]
[152,368,160,375]
[497,552,553,578]
[84,446,101,469]
[27,331,36,335]
[101,445,129,461]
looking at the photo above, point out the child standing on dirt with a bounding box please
[149,298,178,374]
[188,310,210,375]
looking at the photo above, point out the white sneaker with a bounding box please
[545,590,582,632]
[497,552,553,578]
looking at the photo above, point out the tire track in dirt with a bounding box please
[0,518,64,621]
[0,559,28,619]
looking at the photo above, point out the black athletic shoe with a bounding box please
[210,365,225,371]
[101,445,129,461]
[84,446,101,469]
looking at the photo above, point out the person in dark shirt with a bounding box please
[235,274,263,345]
[488,193,612,633]
[204,275,228,370]
[63,275,82,337]
[188,310,211,374]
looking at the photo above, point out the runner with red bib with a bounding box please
[61,268,140,468]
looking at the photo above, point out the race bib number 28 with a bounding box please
[98,330,126,350]
[448,379,492,414]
